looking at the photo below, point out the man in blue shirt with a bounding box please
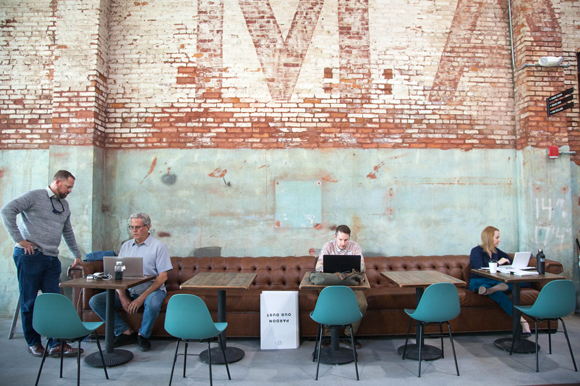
[89,213,173,351]
[1,170,83,357]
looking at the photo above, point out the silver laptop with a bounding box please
[103,256,144,278]
[497,252,532,271]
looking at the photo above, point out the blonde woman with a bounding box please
[469,226,531,336]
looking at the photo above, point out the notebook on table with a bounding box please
[322,255,362,273]
[103,256,144,278]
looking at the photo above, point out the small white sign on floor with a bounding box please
[260,291,300,350]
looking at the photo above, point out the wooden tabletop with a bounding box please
[381,270,466,288]
[472,269,567,283]
[299,271,371,290]
[60,275,156,290]
[180,272,257,290]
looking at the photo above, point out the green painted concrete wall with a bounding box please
[1,147,578,317]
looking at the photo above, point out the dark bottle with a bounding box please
[536,249,546,274]
[114,261,124,280]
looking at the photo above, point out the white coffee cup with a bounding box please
[489,262,498,274]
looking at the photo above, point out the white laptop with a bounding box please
[497,252,532,271]
[103,256,144,278]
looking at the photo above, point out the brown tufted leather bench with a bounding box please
[69,255,563,338]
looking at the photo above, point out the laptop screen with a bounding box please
[322,255,361,273]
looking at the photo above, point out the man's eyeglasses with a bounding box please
[50,197,64,214]
[128,225,147,231]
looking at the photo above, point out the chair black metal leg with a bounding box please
[76,341,81,386]
[534,320,539,372]
[439,322,445,358]
[349,325,359,381]
[183,341,188,378]
[218,335,231,380]
[208,341,213,386]
[94,332,108,379]
[313,323,322,363]
[417,323,423,378]
[169,339,180,386]
[559,318,578,372]
[315,324,323,380]
[402,318,413,360]
[34,338,50,386]
[509,328,516,356]
[447,322,459,376]
[59,340,64,378]
[548,319,552,354]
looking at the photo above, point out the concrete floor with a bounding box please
[1,316,580,386]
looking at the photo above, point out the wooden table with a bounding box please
[180,272,256,364]
[60,275,155,367]
[381,270,466,361]
[299,272,370,365]
[471,269,566,353]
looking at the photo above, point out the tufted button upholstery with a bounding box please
[69,254,563,338]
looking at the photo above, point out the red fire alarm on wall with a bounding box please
[547,146,576,159]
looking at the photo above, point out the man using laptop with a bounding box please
[89,213,172,351]
[315,224,367,349]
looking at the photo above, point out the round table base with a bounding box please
[199,347,244,364]
[84,349,134,367]
[397,344,442,361]
[494,337,539,354]
[313,347,357,364]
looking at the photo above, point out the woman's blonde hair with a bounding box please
[480,226,499,255]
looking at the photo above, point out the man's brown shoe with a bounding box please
[48,343,83,358]
[28,344,45,357]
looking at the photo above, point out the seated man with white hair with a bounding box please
[89,212,173,351]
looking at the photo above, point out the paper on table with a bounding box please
[511,269,539,276]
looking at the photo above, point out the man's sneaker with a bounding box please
[113,332,137,347]
[137,335,151,352]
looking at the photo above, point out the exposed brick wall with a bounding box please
[511,0,571,153]
[1,0,578,152]
[0,0,109,149]
[561,0,580,164]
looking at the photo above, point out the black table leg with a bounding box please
[200,289,245,364]
[85,289,133,367]
[494,282,539,354]
[397,287,442,361]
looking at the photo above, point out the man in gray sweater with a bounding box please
[1,170,83,358]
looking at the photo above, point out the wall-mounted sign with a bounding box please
[547,87,574,116]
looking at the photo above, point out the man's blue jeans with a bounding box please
[89,288,166,339]
[13,247,61,347]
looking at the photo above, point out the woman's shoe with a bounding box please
[478,286,488,295]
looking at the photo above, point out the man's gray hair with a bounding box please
[129,212,151,226]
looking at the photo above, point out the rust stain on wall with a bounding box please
[141,157,157,184]
[313,223,322,230]
[208,168,227,178]
[366,161,385,179]
[321,174,338,182]
[158,231,171,238]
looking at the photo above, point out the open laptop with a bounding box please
[103,256,144,278]
[497,252,532,271]
[323,255,362,273]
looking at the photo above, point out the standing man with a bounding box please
[89,213,172,352]
[1,170,83,357]
[316,224,368,349]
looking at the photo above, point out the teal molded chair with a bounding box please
[32,293,108,386]
[511,279,577,372]
[402,282,460,378]
[310,286,363,381]
[164,294,231,386]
